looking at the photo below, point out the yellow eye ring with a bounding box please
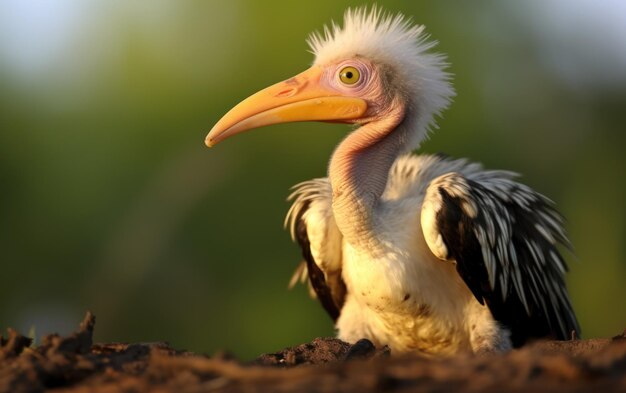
[339,66,360,85]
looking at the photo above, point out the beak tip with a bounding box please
[205,136,215,148]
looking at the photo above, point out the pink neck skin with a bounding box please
[329,105,409,247]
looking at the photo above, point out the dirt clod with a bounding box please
[0,329,32,360]
[1,312,625,392]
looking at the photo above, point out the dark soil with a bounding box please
[1,312,625,392]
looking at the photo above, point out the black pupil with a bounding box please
[346,71,353,79]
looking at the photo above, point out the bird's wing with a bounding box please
[285,178,345,321]
[421,170,580,346]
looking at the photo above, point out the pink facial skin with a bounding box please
[319,59,394,123]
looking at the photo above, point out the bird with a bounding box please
[205,7,580,355]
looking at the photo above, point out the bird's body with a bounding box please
[287,154,576,354]
[207,7,580,355]
[288,155,497,354]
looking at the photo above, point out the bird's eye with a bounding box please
[339,66,361,85]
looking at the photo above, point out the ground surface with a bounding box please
[1,313,625,392]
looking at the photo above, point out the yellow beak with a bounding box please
[205,66,368,147]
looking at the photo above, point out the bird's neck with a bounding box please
[329,108,409,247]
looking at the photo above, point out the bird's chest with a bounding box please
[342,236,460,316]
[342,242,413,307]
[341,204,458,308]
[338,206,471,353]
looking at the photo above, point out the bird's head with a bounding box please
[206,7,454,151]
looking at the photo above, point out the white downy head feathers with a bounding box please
[307,7,455,148]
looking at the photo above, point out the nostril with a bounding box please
[276,88,297,98]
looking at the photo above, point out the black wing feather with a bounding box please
[436,179,580,347]
[294,201,344,322]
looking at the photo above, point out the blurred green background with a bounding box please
[1,0,624,359]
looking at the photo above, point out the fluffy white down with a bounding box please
[307,7,455,148]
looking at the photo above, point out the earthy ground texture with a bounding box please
[1,313,625,392]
